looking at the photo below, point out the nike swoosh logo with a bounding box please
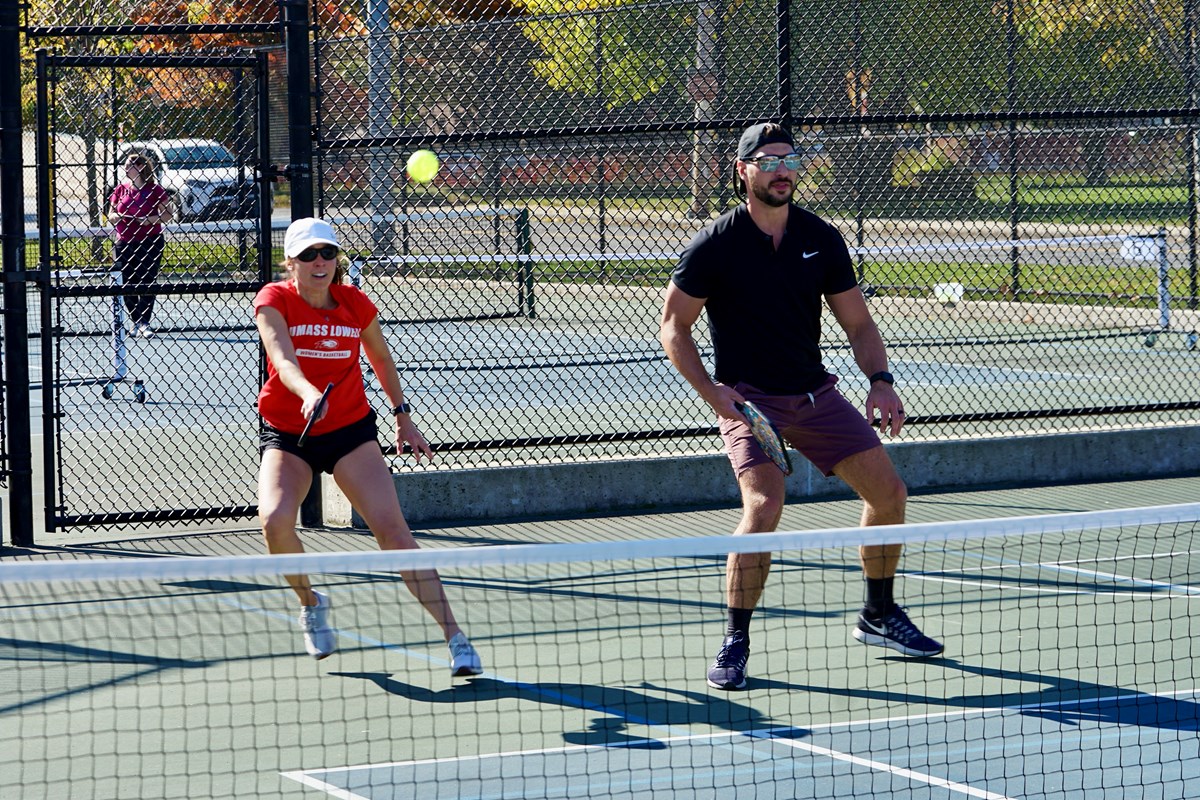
[860,618,887,635]
[802,250,819,259]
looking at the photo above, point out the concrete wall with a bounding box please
[323,426,1200,527]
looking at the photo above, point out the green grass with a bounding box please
[371,255,1192,309]
[435,172,1190,224]
[27,193,1196,308]
[860,257,1193,308]
[976,175,1189,206]
[29,236,282,276]
[27,242,1197,313]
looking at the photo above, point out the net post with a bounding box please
[110,270,127,380]
[516,207,535,319]
[1157,227,1170,332]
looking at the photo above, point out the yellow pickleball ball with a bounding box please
[406,149,440,183]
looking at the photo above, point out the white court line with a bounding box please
[8,564,1173,799]
[276,774,369,800]
[273,528,1200,800]
[287,681,1200,776]
[971,549,1200,570]
[913,543,1200,596]
[281,731,1016,800]
[893,358,1106,383]
[762,738,1014,800]
[916,575,1200,597]
[288,681,1179,799]
[277,642,1009,799]
[283,684,1200,797]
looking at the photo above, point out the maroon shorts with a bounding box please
[719,375,882,477]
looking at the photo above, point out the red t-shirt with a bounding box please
[108,183,169,242]
[254,280,379,435]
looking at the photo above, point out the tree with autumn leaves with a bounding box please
[22,0,1190,124]
[19,0,1192,187]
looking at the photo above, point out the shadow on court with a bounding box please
[332,672,810,746]
[0,637,208,715]
[765,656,1200,731]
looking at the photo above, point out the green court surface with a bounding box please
[2,476,1199,799]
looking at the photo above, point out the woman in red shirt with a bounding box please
[254,217,482,675]
[107,150,172,338]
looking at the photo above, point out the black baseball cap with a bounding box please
[737,122,794,159]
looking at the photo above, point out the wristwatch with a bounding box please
[868,371,894,386]
[391,402,413,415]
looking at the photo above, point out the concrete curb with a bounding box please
[324,426,1200,527]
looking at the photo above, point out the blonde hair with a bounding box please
[124,150,158,185]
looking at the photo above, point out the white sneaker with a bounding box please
[299,591,336,659]
[448,632,483,676]
[134,322,154,338]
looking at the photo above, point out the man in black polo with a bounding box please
[660,122,942,691]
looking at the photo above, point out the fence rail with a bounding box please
[4,0,1199,540]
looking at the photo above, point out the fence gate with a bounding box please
[34,50,273,530]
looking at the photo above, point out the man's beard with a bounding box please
[750,179,793,207]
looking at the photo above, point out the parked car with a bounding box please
[116,138,260,221]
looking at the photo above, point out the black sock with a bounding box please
[726,607,754,639]
[863,577,895,619]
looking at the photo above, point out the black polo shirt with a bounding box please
[671,203,858,395]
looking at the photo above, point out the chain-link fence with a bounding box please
[312,0,1200,472]
[25,46,275,529]
[7,0,1200,532]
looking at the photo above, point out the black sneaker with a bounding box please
[706,631,750,690]
[853,606,943,657]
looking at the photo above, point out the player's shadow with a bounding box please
[761,656,1200,731]
[332,672,807,748]
[0,637,207,714]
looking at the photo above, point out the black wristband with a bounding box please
[392,402,413,415]
[868,371,894,386]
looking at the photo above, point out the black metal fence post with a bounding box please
[0,0,33,545]
[776,0,790,126]
[282,0,314,218]
[1005,0,1022,301]
[281,0,323,527]
[1188,0,1199,310]
[517,208,534,319]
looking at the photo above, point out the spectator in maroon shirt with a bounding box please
[107,150,172,337]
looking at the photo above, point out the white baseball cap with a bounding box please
[284,217,341,258]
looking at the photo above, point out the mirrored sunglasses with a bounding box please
[743,153,804,172]
[296,245,340,262]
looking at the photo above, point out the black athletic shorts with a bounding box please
[259,412,379,474]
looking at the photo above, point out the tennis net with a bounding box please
[3,503,1199,799]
